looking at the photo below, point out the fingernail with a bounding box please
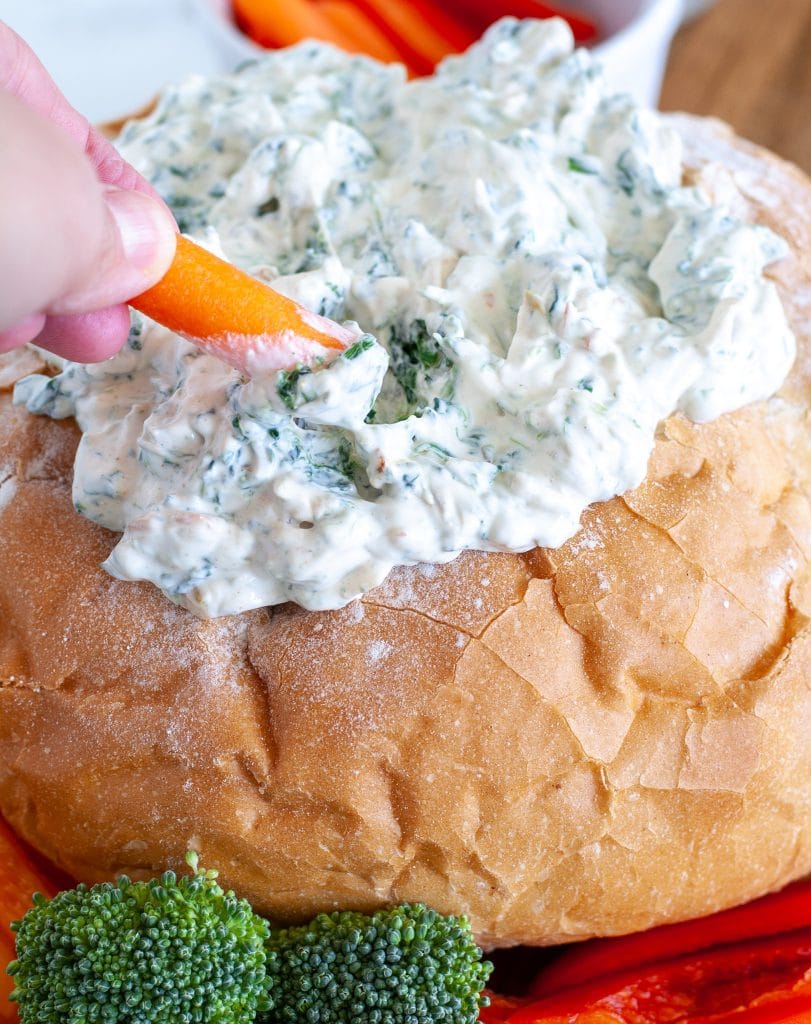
[104,188,177,279]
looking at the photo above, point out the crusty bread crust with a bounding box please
[1,118,810,948]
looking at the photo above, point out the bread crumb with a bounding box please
[0,476,16,512]
[570,531,604,554]
[345,601,365,623]
[366,639,392,662]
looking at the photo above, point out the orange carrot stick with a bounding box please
[349,0,458,69]
[398,0,478,55]
[232,0,361,50]
[131,235,358,375]
[317,1,408,63]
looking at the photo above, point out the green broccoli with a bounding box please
[263,903,492,1024]
[7,854,492,1024]
[7,852,271,1024]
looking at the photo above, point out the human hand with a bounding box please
[0,22,177,362]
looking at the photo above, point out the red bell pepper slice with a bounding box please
[699,991,811,1024]
[529,879,811,998]
[479,991,526,1022]
[440,0,599,45]
[505,930,811,1023]
[0,816,65,1022]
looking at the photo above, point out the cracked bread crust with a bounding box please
[1,117,810,948]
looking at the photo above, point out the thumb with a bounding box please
[48,186,177,318]
[0,88,176,331]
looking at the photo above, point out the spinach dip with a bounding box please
[16,18,795,616]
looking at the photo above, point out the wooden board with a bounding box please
[660,0,811,173]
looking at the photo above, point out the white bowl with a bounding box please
[0,0,259,125]
[204,0,684,109]
[588,0,684,107]
[682,0,718,19]
[1,0,681,125]
[193,0,685,110]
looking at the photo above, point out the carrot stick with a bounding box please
[402,0,478,55]
[348,0,457,70]
[131,235,358,376]
[232,0,361,50]
[528,877,811,998]
[315,0,464,71]
[317,1,409,63]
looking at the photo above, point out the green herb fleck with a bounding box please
[413,440,452,460]
[343,335,375,360]
[568,156,597,174]
[390,319,447,406]
[616,150,636,196]
[276,365,312,410]
[337,437,361,481]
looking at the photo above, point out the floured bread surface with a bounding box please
[1,119,810,947]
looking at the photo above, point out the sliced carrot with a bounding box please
[348,0,456,70]
[315,0,474,70]
[401,0,478,55]
[317,1,409,63]
[232,0,361,50]
[131,235,357,376]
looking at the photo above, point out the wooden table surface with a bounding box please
[660,0,811,173]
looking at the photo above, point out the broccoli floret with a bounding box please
[6,855,492,1024]
[263,903,492,1024]
[7,852,271,1024]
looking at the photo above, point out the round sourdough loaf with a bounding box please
[0,117,810,948]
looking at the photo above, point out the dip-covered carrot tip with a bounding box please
[131,234,359,375]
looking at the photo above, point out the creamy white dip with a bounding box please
[15,18,795,616]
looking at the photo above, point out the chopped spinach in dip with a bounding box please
[15,18,795,616]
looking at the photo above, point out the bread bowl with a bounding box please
[1,22,810,951]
